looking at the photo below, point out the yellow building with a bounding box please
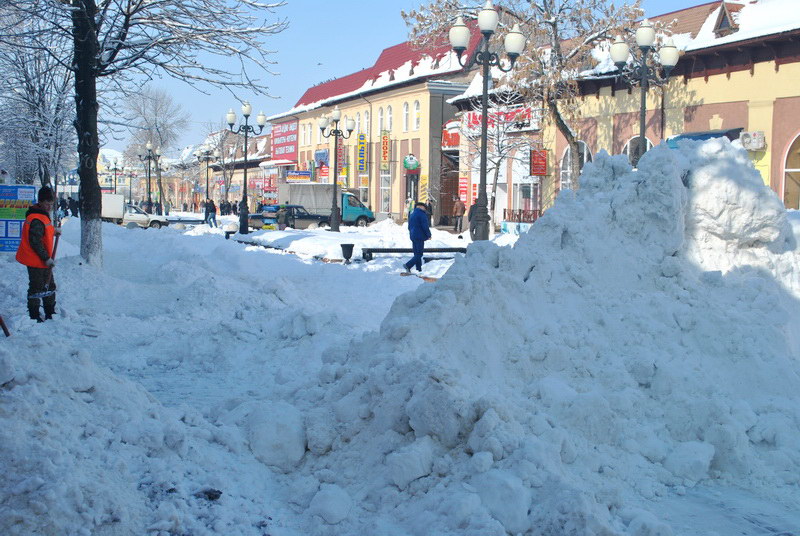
[454,0,800,226]
[267,31,482,222]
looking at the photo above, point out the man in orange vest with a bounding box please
[16,185,61,322]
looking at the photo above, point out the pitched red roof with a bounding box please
[651,1,723,38]
[293,23,482,108]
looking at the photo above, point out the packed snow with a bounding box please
[2,139,800,536]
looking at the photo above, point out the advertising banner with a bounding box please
[458,176,468,201]
[318,164,329,180]
[287,171,312,183]
[357,134,367,172]
[0,185,36,252]
[336,139,346,178]
[418,175,429,203]
[359,175,369,188]
[272,120,298,161]
[530,150,548,176]
[380,130,390,171]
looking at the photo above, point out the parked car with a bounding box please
[122,204,170,229]
[249,204,332,230]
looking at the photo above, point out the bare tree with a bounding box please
[124,86,188,214]
[403,0,642,189]
[202,124,240,202]
[1,0,287,265]
[0,13,74,187]
[461,87,536,227]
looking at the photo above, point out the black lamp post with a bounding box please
[137,141,160,213]
[195,147,219,202]
[450,1,525,241]
[227,102,266,234]
[111,160,123,194]
[318,106,355,232]
[611,21,679,167]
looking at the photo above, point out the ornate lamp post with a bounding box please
[227,102,266,234]
[195,146,218,201]
[449,1,525,240]
[610,20,679,166]
[111,160,123,194]
[318,106,355,232]
[137,141,160,213]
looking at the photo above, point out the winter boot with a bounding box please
[44,304,55,321]
[28,302,43,323]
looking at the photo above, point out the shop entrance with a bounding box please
[784,133,800,209]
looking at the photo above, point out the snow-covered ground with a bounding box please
[2,139,800,535]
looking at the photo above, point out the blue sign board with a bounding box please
[0,185,36,252]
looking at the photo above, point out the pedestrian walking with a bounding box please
[276,205,289,230]
[16,185,60,322]
[164,200,171,216]
[468,202,478,240]
[403,202,431,274]
[452,197,466,233]
[68,196,79,217]
[206,198,217,227]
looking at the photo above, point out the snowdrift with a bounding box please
[257,139,800,534]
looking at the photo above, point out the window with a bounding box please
[347,195,361,207]
[622,136,653,166]
[365,111,370,137]
[560,141,592,190]
[387,105,393,132]
[403,102,409,132]
[378,107,384,133]
[413,101,421,130]
[356,113,361,134]
[380,168,391,212]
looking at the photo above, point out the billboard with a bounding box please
[272,120,298,161]
[0,185,36,252]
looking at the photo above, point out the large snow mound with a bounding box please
[267,139,800,534]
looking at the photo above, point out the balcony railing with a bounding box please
[503,208,540,223]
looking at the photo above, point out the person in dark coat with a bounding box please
[68,196,79,217]
[468,202,478,240]
[276,205,289,230]
[403,202,431,274]
[16,186,60,322]
[452,197,466,233]
[205,198,217,227]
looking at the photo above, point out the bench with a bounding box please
[361,247,467,262]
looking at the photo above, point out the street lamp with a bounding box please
[450,1,525,240]
[611,20,679,166]
[110,160,123,194]
[137,141,161,213]
[195,146,218,202]
[318,106,355,232]
[227,102,266,234]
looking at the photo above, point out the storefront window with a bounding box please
[560,141,592,191]
[380,169,391,212]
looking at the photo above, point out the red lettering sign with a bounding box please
[530,150,548,176]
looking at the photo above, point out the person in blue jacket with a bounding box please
[403,202,431,274]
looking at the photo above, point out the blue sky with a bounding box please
[104,0,704,155]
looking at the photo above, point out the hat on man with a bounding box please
[37,185,54,203]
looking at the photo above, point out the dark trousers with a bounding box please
[453,215,464,233]
[27,266,56,319]
[404,239,425,272]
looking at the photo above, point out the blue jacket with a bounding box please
[408,207,431,242]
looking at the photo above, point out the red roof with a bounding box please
[293,23,482,108]
[651,1,723,38]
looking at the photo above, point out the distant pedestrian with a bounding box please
[468,202,478,240]
[183,202,188,212]
[452,197,466,233]
[403,202,431,274]
[232,200,239,216]
[205,198,217,227]
[68,196,79,217]
[16,186,60,322]
[164,200,171,216]
[276,205,289,230]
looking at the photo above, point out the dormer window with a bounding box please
[714,2,739,37]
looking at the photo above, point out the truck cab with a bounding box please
[341,192,374,227]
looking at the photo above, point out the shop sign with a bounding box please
[359,174,369,188]
[380,130,390,171]
[0,185,35,252]
[442,128,460,149]
[403,154,420,172]
[314,149,329,167]
[318,164,329,179]
[272,120,298,160]
[357,134,367,172]
[287,170,312,183]
[530,150,548,176]
[458,176,468,201]
[419,175,428,203]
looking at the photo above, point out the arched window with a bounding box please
[356,112,361,134]
[560,141,592,191]
[402,102,409,132]
[413,101,421,130]
[622,136,653,166]
[365,111,370,136]
[387,105,393,132]
[378,107,384,133]
[784,133,800,209]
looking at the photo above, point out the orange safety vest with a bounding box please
[15,212,54,268]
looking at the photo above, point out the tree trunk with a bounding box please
[72,0,102,265]
[548,97,580,190]
[489,164,501,232]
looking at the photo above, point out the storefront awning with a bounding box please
[258,159,297,168]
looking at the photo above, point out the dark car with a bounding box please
[249,204,328,230]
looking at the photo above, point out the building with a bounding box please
[450,0,800,231]
[267,26,483,223]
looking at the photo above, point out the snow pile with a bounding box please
[253,139,800,534]
[0,343,288,535]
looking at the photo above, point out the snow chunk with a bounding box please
[246,401,306,472]
[663,441,715,482]
[386,436,435,489]
[474,470,531,534]
[308,484,352,524]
